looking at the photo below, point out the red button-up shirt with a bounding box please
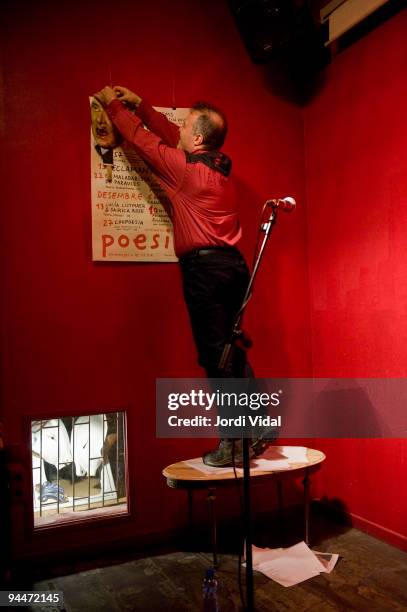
[106,99,242,257]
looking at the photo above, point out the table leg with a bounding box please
[303,468,310,546]
[207,487,218,569]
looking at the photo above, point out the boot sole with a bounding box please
[251,438,272,457]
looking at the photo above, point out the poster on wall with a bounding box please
[90,98,187,262]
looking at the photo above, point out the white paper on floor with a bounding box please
[246,541,339,587]
[312,551,339,574]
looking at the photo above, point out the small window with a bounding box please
[31,412,127,527]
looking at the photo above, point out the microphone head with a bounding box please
[265,197,297,212]
[281,197,296,211]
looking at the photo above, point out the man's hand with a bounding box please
[114,85,142,108]
[93,86,117,107]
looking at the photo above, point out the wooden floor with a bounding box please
[25,508,407,611]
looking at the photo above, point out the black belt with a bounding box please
[180,246,239,261]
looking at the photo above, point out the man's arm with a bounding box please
[114,85,180,148]
[94,87,185,193]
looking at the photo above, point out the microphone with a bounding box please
[266,197,296,212]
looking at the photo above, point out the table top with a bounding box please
[163,446,326,489]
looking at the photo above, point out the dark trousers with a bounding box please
[180,246,276,441]
[180,247,250,379]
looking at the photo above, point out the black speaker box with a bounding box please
[229,0,317,64]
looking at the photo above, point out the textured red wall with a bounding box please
[0,0,309,558]
[304,9,407,549]
[4,0,404,562]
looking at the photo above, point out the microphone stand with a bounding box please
[218,206,278,612]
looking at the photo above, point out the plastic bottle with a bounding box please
[202,567,219,612]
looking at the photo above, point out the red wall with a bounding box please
[0,0,309,559]
[3,0,405,562]
[304,9,407,549]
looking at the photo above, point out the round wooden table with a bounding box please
[163,446,326,567]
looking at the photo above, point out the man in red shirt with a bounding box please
[94,85,270,466]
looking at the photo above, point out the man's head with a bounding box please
[178,102,228,153]
[91,97,120,148]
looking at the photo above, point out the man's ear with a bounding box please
[194,133,204,146]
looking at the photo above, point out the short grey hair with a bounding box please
[191,101,228,150]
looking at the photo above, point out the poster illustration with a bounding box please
[90,98,187,261]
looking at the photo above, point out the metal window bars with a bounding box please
[31,413,127,523]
